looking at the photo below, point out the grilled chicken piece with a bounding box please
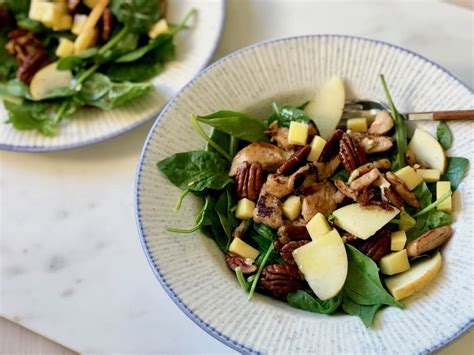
[315,155,341,180]
[301,181,338,221]
[350,132,394,154]
[265,121,293,151]
[260,174,292,199]
[287,164,318,191]
[253,194,284,229]
[368,111,394,135]
[229,142,289,176]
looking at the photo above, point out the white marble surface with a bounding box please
[0,0,472,353]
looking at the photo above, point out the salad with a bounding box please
[0,0,193,135]
[157,75,469,327]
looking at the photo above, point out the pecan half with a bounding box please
[279,240,309,265]
[382,186,404,209]
[385,172,420,208]
[0,5,12,30]
[356,229,391,263]
[100,8,114,41]
[353,159,391,177]
[276,224,311,247]
[225,253,257,274]
[253,194,284,229]
[235,161,263,201]
[340,132,367,172]
[277,145,311,175]
[349,168,380,191]
[368,111,394,135]
[318,129,343,163]
[260,264,306,298]
[406,226,452,257]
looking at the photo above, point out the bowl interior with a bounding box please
[136,35,473,354]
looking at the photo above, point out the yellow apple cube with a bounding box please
[288,121,309,145]
[307,136,326,162]
[282,195,301,221]
[52,14,72,31]
[395,166,423,191]
[416,169,440,183]
[41,2,68,28]
[148,18,170,38]
[29,1,49,22]
[306,212,332,240]
[228,238,259,261]
[436,181,452,212]
[347,117,368,132]
[380,249,410,275]
[72,14,88,35]
[235,198,255,220]
[391,230,407,251]
[55,38,75,57]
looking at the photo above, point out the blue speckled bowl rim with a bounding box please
[0,0,227,153]
[135,34,473,354]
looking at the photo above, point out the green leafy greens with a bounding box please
[442,157,469,190]
[436,121,452,150]
[288,291,342,315]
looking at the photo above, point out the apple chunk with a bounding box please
[30,62,73,101]
[304,75,345,139]
[385,252,442,300]
[293,229,347,300]
[408,128,447,173]
[333,203,399,240]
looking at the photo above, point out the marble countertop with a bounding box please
[1,1,472,353]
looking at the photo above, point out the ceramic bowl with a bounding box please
[0,0,225,151]
[135,35,473,354]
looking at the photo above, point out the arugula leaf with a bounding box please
[268,103,311,128]
[344,245,404,308]
[406,211,452,241]
[196,111,268,143]
[412,182,432,209]
[288,290,342,315]
[157,150,232,192]
[442,157,469,190]
[110,0,161,34]
[78,73,153,109]
[380,75,407,171]
[342,292,382,327]
[436,121,452,150]
[251,224,283,265]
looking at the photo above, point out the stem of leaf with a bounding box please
[52,100,69,123]
[413,190,452,218]
[174,189,190,212]
[190,115,232,161]
[248,243,274,300]
[172,8,197,35]
[75,63,100,87]
[235,267,249,292]
[98,26,129,55]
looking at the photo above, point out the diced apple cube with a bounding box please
[436,181,452,212]
[55,38,75,57]
[347,117,368,132]
[380,249,410,275]
[391,230,407,251]
[52,14,72,31]
[228,238,259,260]
[282,195,301,221]
[29,1,48,22]
[41,2,68,29]
[416,168,440,183]
[307,135,326,162]
[395,166,423,191]
[288,121,309,145]
[306,212,331,240]
[148,18,170,38]
[72,14,88,35]
[235,198,255,220]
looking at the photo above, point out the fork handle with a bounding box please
[407,110,474,121]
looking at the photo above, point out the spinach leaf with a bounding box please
[205,127,231,154]
[436,121,452,150]
[196,111,268,143]
[214,188,239,251]
[0,80,30,98]
[380,75,407,171]
[57,49,99,71]
[16,18,45,32]
[412,182,432,209]
[288,290,342,315]
[342,292,382,327]
[269,103,311,128]
[114,33,172,63]
[0,35,17,81]
[2,0,29,17]
[250,224,284,265]
[110,0,161,34]
[406,211,452,241]
[442,157,469,190]
[78,73,153,109]
[157,150,232,192]
[330,169,350,182]
[344,245,403,308]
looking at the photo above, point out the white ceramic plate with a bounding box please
[135,35,473,354]
[0,0,225,152]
